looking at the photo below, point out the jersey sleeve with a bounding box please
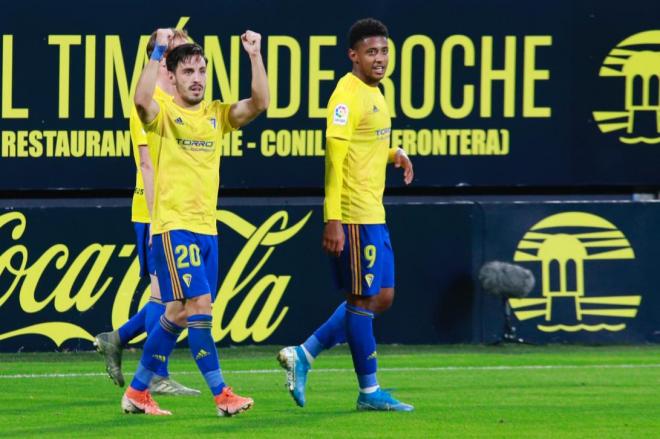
[325,89,361,141]
[323,137,349,221]
[143,100,165,135]
[217,102,237,135]
[388,147,400,163]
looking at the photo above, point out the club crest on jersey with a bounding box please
[209,117,217,129]
[174,117,184,125]
[183,273,193,287]
[372,105,379,113]
[333,104,349,125]
[365,273,375,287]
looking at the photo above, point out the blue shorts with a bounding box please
[332,224,395,297]
[134,222,156,278]
[152,230,219,303]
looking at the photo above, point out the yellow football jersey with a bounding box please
[130,86,170,223]
[324,73,393,224]
[144,98,235,235]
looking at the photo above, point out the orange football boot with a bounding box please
[121,386,172,415]
[214,387,254,417]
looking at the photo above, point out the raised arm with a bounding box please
[228,30,270,128]
[134,28,172,124]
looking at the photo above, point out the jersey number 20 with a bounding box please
[175,244,201,268]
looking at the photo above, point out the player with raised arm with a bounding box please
[121,27,269,416]
[94,28,200,397]
[278,18,414,412]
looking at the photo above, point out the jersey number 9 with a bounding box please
[364,244,377,268]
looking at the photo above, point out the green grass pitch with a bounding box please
[0,345,658,438]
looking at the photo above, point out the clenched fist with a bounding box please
[155,28,174,47]
[241,30,262,57]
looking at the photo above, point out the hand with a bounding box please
[148,224,153,248]
[322,220,345,257]
[394,149,414,185]
[155,28,174,47]
[241,30,262,57]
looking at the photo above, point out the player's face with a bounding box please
[172,55,207,106]
[349,36,389,85]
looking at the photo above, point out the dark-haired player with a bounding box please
[121,28,268,416]
[278,18,414,412]
[94,28,200,397]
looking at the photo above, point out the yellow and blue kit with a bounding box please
[324,73,399,296]
[145,97,235,301]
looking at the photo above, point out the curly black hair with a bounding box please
[348,18,389,49]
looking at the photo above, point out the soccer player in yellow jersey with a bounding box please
[121,28,268,416]
[278,18,414,411]
[95,29,200,396]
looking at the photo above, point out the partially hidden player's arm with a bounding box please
[322,137,350,257]
[389,147,414,185]
[134,28,172,124]
[228,30,270,128]
[138,144,155,246]
[138,145,155,219]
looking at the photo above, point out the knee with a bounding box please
[185,294,213,317]
[347,288,394,314]
[372,288,394,314]
[165,302,187,327]
[176,308,188,324]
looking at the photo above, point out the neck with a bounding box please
[173,94,201,110]
[351,66,379,87]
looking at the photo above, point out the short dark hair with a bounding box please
[165,43,207,72]
[348,18,389,49]
[146,28,189,57]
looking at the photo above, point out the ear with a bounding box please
[348,48,358,63]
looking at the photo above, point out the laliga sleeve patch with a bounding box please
[332,104,349,126]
